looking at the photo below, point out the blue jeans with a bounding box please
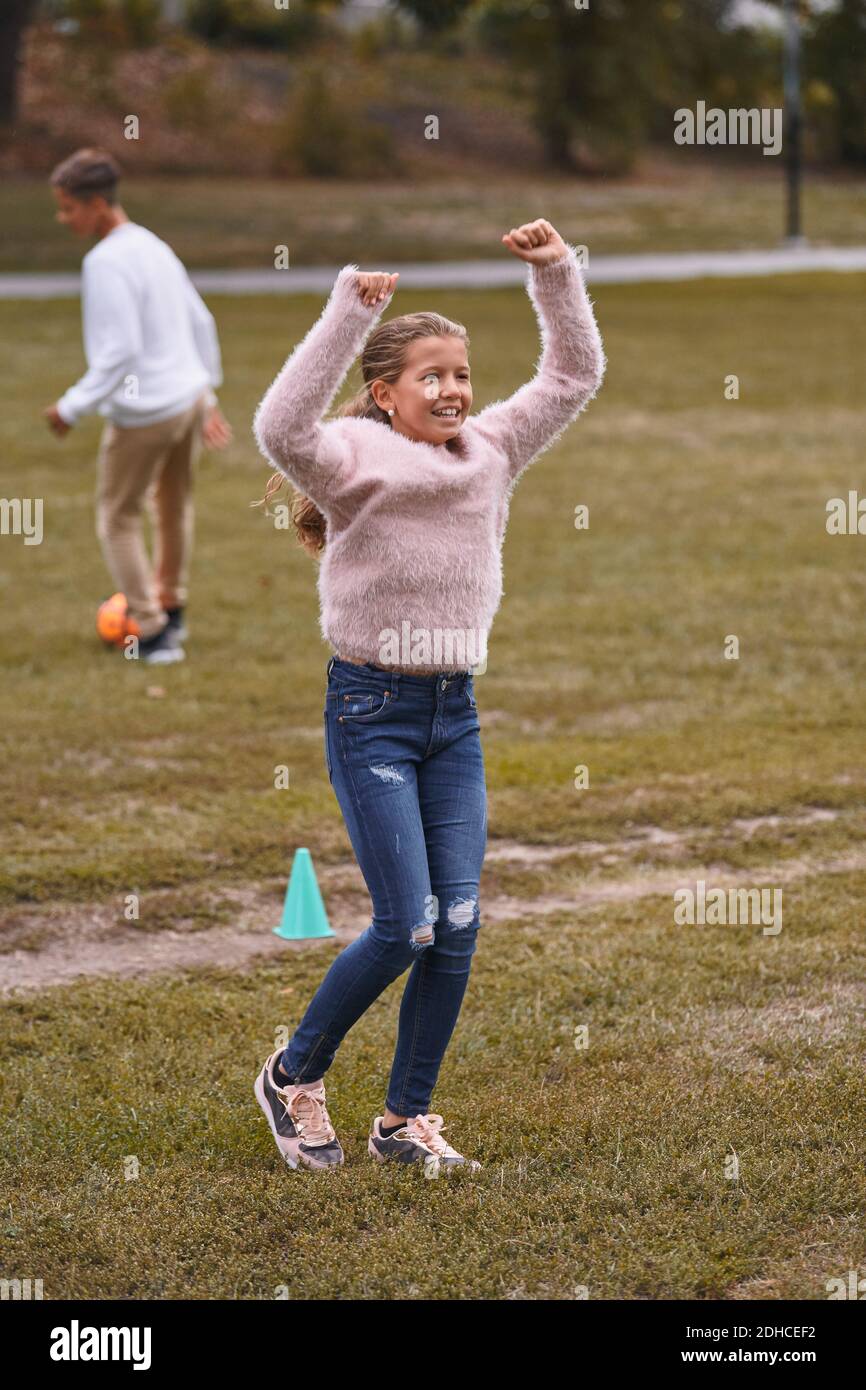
[279,656,488,1117]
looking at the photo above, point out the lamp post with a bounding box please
[782,0,807,245]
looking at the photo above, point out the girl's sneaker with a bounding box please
[254,1050,344,1170]
[368,1113,481,1173]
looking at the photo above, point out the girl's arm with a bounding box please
[252,266,397,507]
[470,229,606,484]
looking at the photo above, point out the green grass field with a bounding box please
[3,170,866,271]
[1,273,864,1298]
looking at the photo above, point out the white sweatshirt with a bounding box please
[57,221,222,428]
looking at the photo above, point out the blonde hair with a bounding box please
[257,310,469,558]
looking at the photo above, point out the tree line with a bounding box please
[3,0,865,170]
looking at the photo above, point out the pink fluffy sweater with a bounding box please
[253,245,606,673]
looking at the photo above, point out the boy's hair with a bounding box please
[258,311,470,559]
[50,148,122,204]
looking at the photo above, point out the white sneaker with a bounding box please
[368,1112,481,1173]
[254,1050,344,1170]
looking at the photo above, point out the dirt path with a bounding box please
[0,811,856,996]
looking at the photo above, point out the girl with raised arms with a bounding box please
[252,219,606,1173]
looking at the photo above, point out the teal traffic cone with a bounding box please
[274,847,335,940]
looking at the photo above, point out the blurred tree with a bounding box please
[808,0,866,165]
[119,0,162,45]
[471,0,672,172]
[0,0,37,125]
[187,0,341,48]
[275,60,397,175]
[647,0,778,141]
[394,0,782,173]
[395,0,474,31]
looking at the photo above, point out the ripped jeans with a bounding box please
[279,655,488,1118]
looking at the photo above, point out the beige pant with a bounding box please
[95,394,206,639]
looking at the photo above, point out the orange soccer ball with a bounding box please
[96,592,140,648]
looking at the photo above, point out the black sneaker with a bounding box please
[368,1113,481,1174]
[254,1050,344,1170]
[164,607,188,642]
[135,624,185,665]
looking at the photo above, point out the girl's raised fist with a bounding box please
[501,220,568,266]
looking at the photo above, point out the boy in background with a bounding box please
[45,148,232,664]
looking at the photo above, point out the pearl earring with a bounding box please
[387,409,395,417]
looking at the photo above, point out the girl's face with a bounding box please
[373,335,472,446]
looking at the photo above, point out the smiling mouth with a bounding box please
[431,407,461,419]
